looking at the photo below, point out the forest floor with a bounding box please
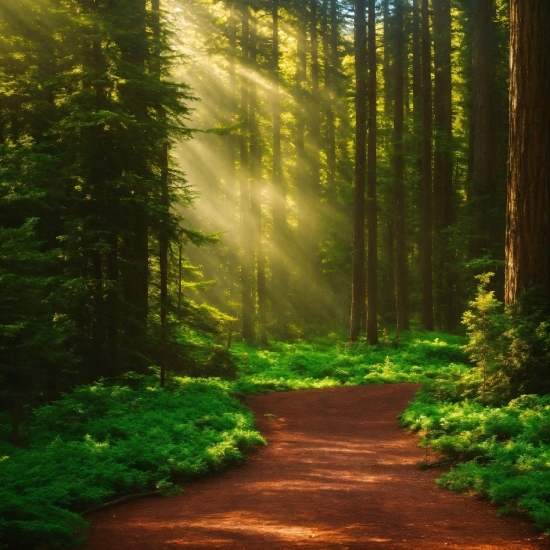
[80,384,547,549]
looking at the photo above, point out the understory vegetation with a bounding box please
[0,377,264,550]
[0,329,468,549]
[2,281,550,548]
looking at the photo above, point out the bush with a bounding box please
[0,376,264,549]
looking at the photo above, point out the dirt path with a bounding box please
[82,384,548,549]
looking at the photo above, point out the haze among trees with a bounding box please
[1,0,550,547]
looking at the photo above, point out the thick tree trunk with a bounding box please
[240,7,255,341]
[420,0,433,330]
[350,0,367,342]
[271,0,288,337]
[433,0,455,332]
[394,0,409,333]
[366,0,378,344]
[505,0,550,304]
[249,13,267,345]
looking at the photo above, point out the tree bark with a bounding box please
[366,0,378,344]
[505,0,550,304]
[310,0,321,201]
[240,7,255,341]
[470,0,495,259]
[323,0,336,201]
[270,0,288,337]
[350,0,367,342]
[394,0,409,333]
[152,0,169,386]
[380,0,395,321]
[249,12,267,345]
[420,0,433,330]
[433,0,455,331]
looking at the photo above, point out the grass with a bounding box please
[2,329,550,548]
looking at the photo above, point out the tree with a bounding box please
[239,6,255,341]
[394,0,409,333]
[350,0,367,342]
[505,0,550,304]
[420,0,433,330]
[270,0,289,337]
[366,0,378,344]
[433,0,455,331]
[249,11,268,345]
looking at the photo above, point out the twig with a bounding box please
[80,490,162,517]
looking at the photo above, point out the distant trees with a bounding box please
[7,0,544,377]
[173,0,518,342]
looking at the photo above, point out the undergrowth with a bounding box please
[0,375,264,550]
[3,325,550,547]
[401,388,550,532]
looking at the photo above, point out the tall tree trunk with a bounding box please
[412,0,421,126]
[380,0,395,320]
[240,7,255,341]
[295,0,308,244]
[116,0,148,375]
[505,0,550,304]
[249,12,267,345]
[310,0,321,203]
[350,0,367,342]
[294,0,312,321]
[152,0,169,387]
[323,0,336,201]
[366,0,378,344]
[227,1,239,321]
[420,0,433,330]
[394,0,409,333]
[433,0,455,331]
[382,0,392,118]
[159,143,169,387]
[271,0,288,336]
[470,0,495,259]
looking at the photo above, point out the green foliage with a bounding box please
[462,273,508,403]
[0,376,264,549]
[462,274,550,403]
[402,392,550,532]
[230,332,469,394]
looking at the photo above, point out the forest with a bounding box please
[0,0,549,548]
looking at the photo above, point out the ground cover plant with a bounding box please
[401,387,550,533]
[0,376,264,550]
[401,279,550,534]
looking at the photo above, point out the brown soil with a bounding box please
[81,384,548,549]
